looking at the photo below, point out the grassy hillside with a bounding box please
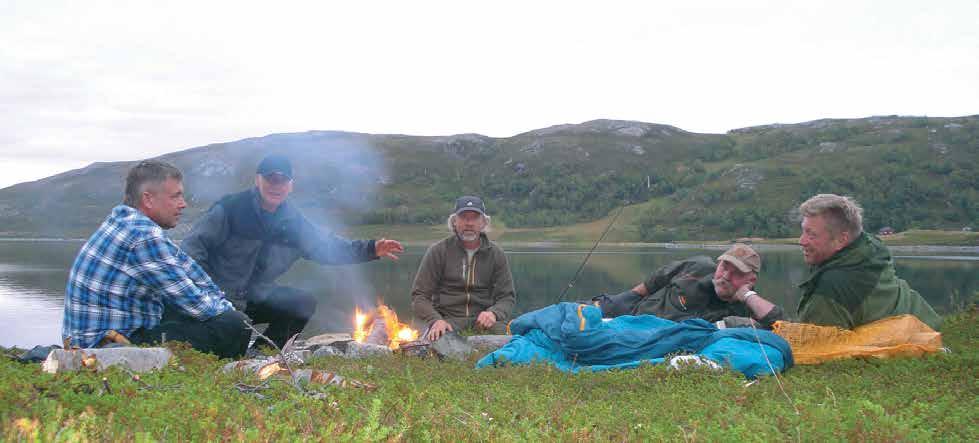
[0,116,976,242]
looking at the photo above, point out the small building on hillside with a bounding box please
[878,226,896,236]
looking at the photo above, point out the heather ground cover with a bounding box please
[1,308,975,441]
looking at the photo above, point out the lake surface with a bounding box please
[1,239,976,348]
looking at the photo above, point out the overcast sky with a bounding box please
[2,0,977,189]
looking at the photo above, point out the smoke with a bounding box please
[1,129,399,336]
[234,131,394,334]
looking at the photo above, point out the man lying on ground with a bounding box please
[588,244,785,329]
[795,193,941,330]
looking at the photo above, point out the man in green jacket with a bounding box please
[796,194,942,330]
[411,196,516,341]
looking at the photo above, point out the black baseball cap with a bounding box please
[454,195,486,215]
[256,154,293,179]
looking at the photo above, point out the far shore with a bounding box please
[2,236,978,255]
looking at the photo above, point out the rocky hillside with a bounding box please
[0,116,976,240]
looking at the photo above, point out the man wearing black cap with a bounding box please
[411,196,516,341]
[182,154,404,348]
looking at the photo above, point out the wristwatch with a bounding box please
[740,290,757,303]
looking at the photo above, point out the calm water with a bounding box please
[1,239,976,348]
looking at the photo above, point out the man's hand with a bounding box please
[375,238,404,260]
[722,316,758,329]
[476,311,497,329]
[734,284,753,303]
[427,319,453,341]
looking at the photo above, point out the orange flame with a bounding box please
[378,305,418,349]
[353,307,370,343]
[352,304,418,350]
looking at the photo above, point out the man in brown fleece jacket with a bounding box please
[411,196,516,341]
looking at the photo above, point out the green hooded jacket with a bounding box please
[797,232,942,330]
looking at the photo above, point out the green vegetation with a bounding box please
[2,309,976,440]
[877,229,979,246]
[634,118,979,241]
[1,116,977,244]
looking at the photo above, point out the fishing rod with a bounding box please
[553,203,627,304]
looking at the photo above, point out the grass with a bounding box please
[2,308,976,441]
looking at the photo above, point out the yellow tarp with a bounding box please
[772,315,942,365]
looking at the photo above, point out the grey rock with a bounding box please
[303,333,353,347]
[616,126,647,137]
[521,141,542,154]
[631,145,646,155]
[312,346,344,358]
[466,335,512,350]
[192,159,233,177]
[722,164,764,191]
[431,331,474,361]
[42,347,172,373]
[522,120,683,138]
[345,342,392,358]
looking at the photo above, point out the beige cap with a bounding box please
[717,243,761,273]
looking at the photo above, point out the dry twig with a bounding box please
[242,320,304,393]
[120,367,181,391]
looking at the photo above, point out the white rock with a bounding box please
[42,348,172,374]
[302,333,353,347]
[345,342,392,358]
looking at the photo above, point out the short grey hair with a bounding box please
[446,213,492,233]
[799,193,863,239]
[124,160,183,207]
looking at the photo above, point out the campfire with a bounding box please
[353,305,419,350]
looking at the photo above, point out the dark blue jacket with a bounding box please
[182,189,377,305]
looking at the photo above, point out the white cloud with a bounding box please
[1,0,977,188]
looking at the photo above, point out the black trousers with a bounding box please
[130,309,251,359]
[245,285,318,349]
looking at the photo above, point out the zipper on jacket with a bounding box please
[465,253,477,318]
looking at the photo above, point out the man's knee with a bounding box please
[211,310,251,340]
[289,288,317,321]
[259,286,317,321]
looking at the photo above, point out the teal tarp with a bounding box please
[476,303,793,378]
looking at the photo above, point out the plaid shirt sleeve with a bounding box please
[127,234,233,320]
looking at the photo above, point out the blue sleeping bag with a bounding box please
[475,302,793,378]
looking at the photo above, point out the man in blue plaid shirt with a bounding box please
[62,160,250,358]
